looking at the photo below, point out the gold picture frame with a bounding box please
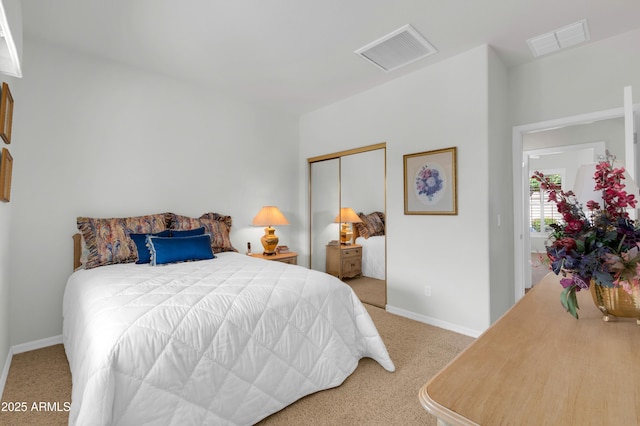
[0,147,12,202]
[403,146,457,215]
[0,82,14,144]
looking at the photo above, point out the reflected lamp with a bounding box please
[333,207,362,245]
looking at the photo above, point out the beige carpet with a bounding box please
[0,306,473,426]
[344,276,386,308]
[0,345,71,426]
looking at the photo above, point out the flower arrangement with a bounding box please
[531,153,639,318]
[416,164,443,200]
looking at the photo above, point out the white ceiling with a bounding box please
[21,0,640,114]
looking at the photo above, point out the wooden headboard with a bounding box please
[73,233,81,271]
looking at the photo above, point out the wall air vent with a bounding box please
[354,24,437,73]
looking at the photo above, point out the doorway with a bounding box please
[512,108,630,301]
[525,141,608,288]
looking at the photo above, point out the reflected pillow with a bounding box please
[354,212,385,239]
[130,230,171,264]
[147,234,215,266]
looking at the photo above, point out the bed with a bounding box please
[353,211,386,280]
[64,212,394,425]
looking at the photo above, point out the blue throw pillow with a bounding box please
[170,227,206,237]
[130,230,171,264]
[147,234,215,265]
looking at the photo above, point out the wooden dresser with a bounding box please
[326,244,362,279]
[419,273,640,425]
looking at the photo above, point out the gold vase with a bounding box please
[590,281,640,324]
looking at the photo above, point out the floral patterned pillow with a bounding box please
[77,213,170,269]
[167,212,237,253]
[354,212,385,239]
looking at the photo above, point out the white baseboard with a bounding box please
[11,335,63,355]
[385,305,482,338]
[0,335,63,398]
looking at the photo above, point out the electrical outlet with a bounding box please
[424,285,431,297]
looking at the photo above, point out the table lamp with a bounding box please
[252,206,289,255]
[333,207,362,245]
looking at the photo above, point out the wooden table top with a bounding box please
[248,251,297,261]
[419,273,640,426]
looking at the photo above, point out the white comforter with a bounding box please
[63,252,394,425]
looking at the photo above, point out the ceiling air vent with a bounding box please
[527,19,591,58]
[355,24,437,73]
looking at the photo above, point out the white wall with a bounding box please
[0,72,19,385]
[510,29,640,126]
[487,47,512,323]
[0,0,20,385]
[523,118,625,154]
[300,45,498,336]
[7,40,300,346]
[0,136,11,383]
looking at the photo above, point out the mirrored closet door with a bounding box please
[308,143,387,308]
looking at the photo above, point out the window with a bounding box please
[530,173,562,233]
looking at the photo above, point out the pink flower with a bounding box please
[586,200,600,210]
[551,237,577,252]
[564,220,584,234]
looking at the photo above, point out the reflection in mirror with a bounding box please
[342,149,386,282]
[308,144,386,308]
[310,159,339,271]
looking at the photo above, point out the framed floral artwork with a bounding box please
[403,147,457,215]
[0,82,13,144]
[0,147,12,202]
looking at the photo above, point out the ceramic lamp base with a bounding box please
[340,223,352,245]
[261,226,279,255]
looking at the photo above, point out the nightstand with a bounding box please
[249,251,298,265]
[326,244,362,279]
